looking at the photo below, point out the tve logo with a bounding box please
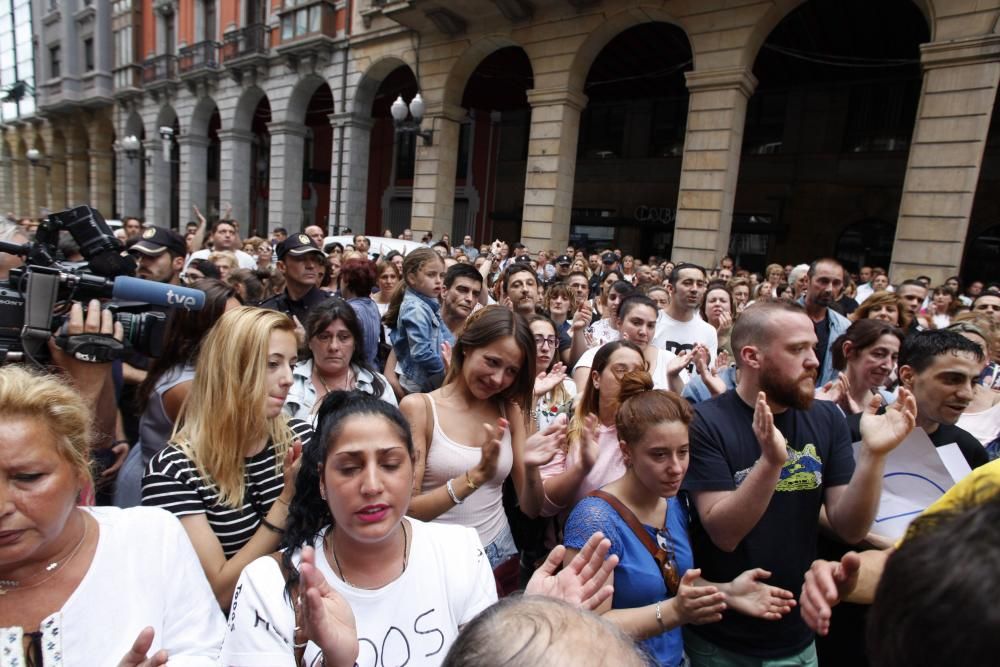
[166,289,197,309]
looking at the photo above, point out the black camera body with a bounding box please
[0,205,167,363]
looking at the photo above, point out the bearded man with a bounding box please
[681,299,918,666]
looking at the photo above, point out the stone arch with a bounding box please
[353,57,416,117]
[283,74,333,126]
[155,103,179,131]
[125,110,144,138]
[189,95,220,138]
[567,6,690,95]
[441,35,528,109]
[741,0,934,70]
[231,85,268,132]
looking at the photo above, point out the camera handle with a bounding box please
[20,268,61,364]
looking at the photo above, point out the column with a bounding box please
[118,148,142,219]
[12,153,29,217]
[0,145,12,214]
[89,148,114,215]
[267,120,308,235]
[218,129,255,234]
[179,133,211,225]
[890,35,1000,284]
[671,66,757,268]
[149,137,172,228]
[28,158,49,215]
[329,111,374,235]
[410,102,464,239]
[521,87,587,253]
[65,143,90,207]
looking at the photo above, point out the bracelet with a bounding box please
[275,496,290,506]
[259,518,285,534]
[446,479,463,505]
[655,601,664,628]
[465,471,478,491]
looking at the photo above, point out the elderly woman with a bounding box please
[0,364,225,665]
[284,297,397,421]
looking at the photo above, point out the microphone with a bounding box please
[110,276,206,311]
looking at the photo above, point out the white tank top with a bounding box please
[422,395,513,546]
[957,400,1000,446]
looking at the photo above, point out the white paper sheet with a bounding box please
[852,428,959,541]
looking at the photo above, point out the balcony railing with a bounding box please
[142,54,177,85]
[178,40,221,75]
[221,24,270,62]
[113,64,143,92]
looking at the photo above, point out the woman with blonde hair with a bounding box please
[1,364,224,665]
[142,306,311,607]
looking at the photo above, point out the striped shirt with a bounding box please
[140,419,312,558]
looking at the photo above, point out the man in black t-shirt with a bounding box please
[682,300,918,665]
[847,329,987,470]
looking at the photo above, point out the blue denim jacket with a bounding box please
[390,289,455,392]
[797,298,852,387]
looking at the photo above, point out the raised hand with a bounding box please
[470,419,504,486]
[800,553,861,636]
[571,413,600,472]
[713,350,731,372]
[534,362,567,397]
[674,568,727,626]
[280,440,303,502]
[192,204,206,225]
[725,568,796,620]
[859,387,917,456]
[440,341,453,374]
[571,301,592,333]
[523,414,566,468]
[754,392,788,465]
[667,347,697,378]
[299,546,359,667]
[716,308,733,332]
[117,627,168,667]
[526,532,617,610]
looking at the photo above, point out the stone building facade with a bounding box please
[2,0,999,283]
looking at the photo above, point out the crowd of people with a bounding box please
[2,209,1000,667]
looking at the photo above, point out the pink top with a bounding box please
[539,422,625,517]
[422,395,513,546]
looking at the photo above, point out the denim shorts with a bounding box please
[483,525,518,569]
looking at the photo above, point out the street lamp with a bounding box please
[25,148,52,215]
[390,93,433,146]
[25,148,49,170]
[118,134,146,163]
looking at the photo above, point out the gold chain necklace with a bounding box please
[0,515,89,596]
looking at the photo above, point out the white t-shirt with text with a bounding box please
[220,519,497,667]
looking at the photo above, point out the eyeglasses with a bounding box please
[655,529,681,595]
[533,335,557,348]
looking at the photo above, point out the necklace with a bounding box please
[329,521,408,589]
[316,367,354,395]
[0,514,89,596]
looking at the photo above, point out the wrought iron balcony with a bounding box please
[142,54,178,86]
[222,24,270,62]
[178,40,221,77]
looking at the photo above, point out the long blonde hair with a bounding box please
[171,306,296,508]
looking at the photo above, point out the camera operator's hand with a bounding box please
[48,299,123,403]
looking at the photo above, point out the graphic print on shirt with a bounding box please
[733,444,823,492]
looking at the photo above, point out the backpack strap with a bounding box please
[269,552,307,664]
